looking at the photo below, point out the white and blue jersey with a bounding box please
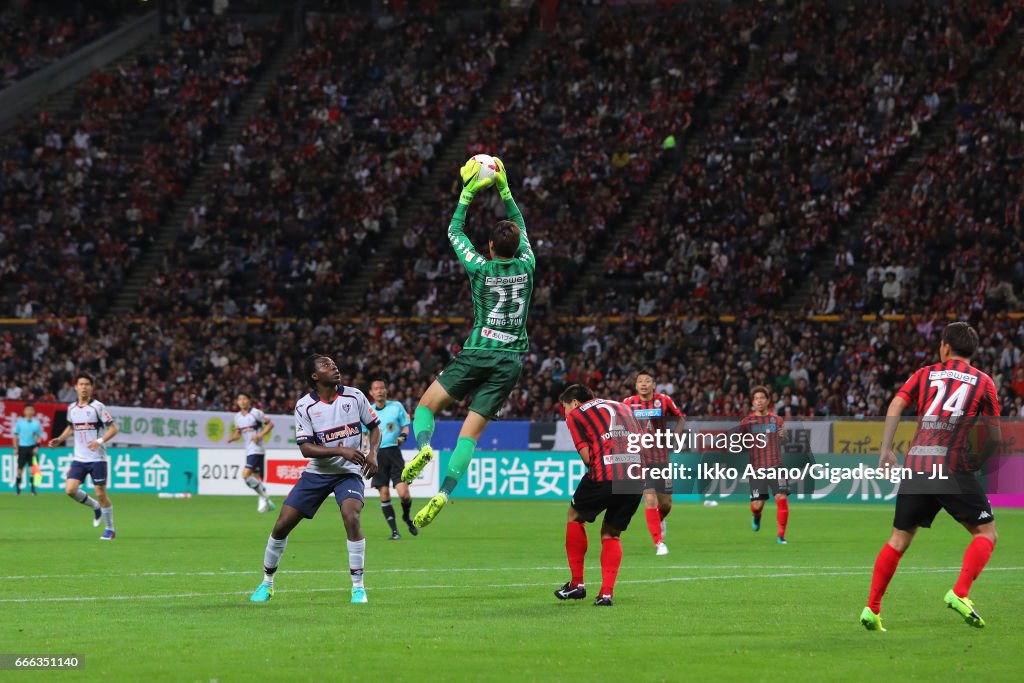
[294,386,380,477]
[365,401,408,449]
[14,418,43,447]
[234,408,269,456]
[66,400,114,463]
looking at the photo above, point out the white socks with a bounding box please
[263,535,288,585]
[245,475,268,498]
[73,489,101,510]
[347,539,365,588]
[101,507,114,531]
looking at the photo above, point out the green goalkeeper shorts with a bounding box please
[436,349,523,421]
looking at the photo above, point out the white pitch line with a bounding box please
[0,564,971,581]
[2,567,1021,605]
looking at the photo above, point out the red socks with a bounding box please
[599,537,622,598]
[868,543,903,613]
[777,497,789,538]
[645,508,663,545]
[750,501,761,521]
[565,522,587,587]
[954,536,995,598]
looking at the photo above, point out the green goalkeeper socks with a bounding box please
[413,406,435,448]
[440,436,477,496]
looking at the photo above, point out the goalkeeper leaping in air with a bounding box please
[401,156,535,528]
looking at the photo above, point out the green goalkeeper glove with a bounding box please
[493,157,513,200]
[459,158,494,205]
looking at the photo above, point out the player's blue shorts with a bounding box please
[67,460,108,486]
[284,471,365,519]
[245,452,265,473]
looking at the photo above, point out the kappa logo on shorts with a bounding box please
[978,511,992,520]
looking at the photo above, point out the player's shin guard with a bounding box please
[566,522,587,587]
[347,539,366,588]
[72,489,101,510]
[777,497,789,538]
[599,538,622,598]
[440,436,476,496]
[750,501,761,522]
[381,501,398,533]
[101,506,114,531]
[953,536,994,598]
[413,406,435,448]
[867,543,903,613]
[245,475,267,498]
[644,508,663,545]
[263,535,288,585]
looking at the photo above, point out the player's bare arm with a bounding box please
[299,441,367,465]
[363,424,381,477]
[226,424,240,444]
[88,422,118,451]
[577,445,592,467]
[879,395,907,468]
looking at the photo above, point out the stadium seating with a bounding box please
[0,10,283,318]
[2,4,1023,422]
[821,37,1023,316]
[597,1,1014,317]
[370,3,770,318]
[135,10,526,318]
[0,4,127,89]
[4,309,1024,420]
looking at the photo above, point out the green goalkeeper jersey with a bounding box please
[447,195,535,354]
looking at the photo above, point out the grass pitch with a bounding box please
[2,494,1022,682]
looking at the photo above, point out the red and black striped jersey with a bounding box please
[622,393,685,464]
[895,359,998,473]
[739,413,784,469]
[565,398,645,482]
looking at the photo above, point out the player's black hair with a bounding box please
[490,220,520,259]
[942,322,979,358]
[303,353,330,387]
[369,377,389,387]
[559,384,594,405]
[636,369,656,380]
[75,371,95,385]
[24,402,34,409]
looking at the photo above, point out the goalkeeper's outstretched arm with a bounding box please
[447,159,490,274]
[494,157,534,269]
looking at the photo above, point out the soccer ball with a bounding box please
[467,153,498,185]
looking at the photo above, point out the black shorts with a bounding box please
[644,474,673,495]
[371,446,405,488]
[893,472,995,531]
[571,475,642,532]
[749,478,790,501]
[17,446,37,469]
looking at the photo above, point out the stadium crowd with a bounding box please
[591,0,1015,318]
[0,4,127,89]
[135,10,526,317]
[2,3,1023,426]
[3,310,1024,422]
[1,8,282,319]
[813,37,1024,317]
[369,3,770,317]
